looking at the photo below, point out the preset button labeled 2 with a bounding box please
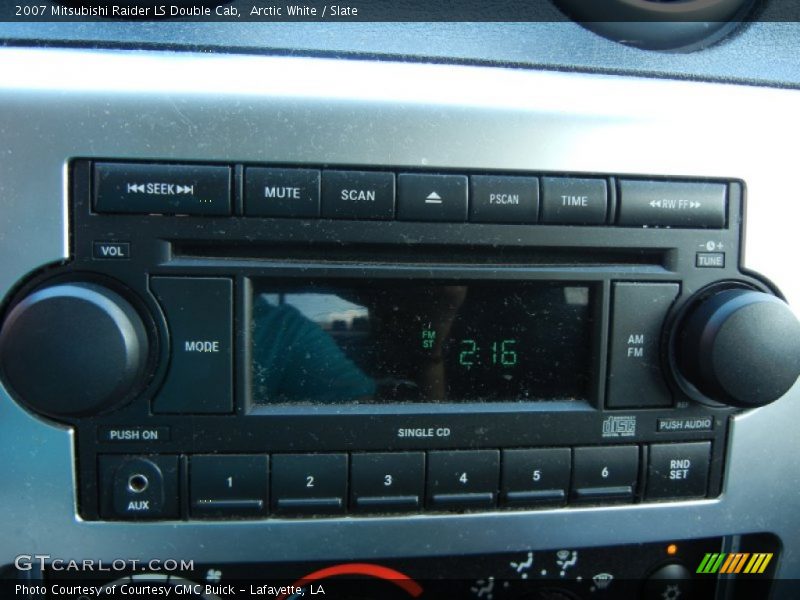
[427,450,500,509]
[272,454,347,515]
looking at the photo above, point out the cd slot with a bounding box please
[171,242,670,268]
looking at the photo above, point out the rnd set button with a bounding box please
[646,442,711,500]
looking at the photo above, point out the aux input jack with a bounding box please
[127,473,149,494]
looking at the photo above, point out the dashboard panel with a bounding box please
[1,34,800,599]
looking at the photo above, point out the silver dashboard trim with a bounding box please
[0,47,798,579]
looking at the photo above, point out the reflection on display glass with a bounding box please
[251,282,594,404]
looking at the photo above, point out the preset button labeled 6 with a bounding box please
[572,445,639,503]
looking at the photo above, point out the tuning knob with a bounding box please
[676,287,800,407]
[0,281,151,418]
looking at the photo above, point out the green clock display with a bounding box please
[458,339,518,368]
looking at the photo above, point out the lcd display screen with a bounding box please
[251,282,595,404]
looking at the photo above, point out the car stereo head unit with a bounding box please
[0,159,799,522]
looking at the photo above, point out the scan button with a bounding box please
[321,170,395,220]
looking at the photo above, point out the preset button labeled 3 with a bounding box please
[427,450,500,509]
[351,452,425,511]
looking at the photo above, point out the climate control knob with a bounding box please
[0,281,150,418]
[676,288,800,407]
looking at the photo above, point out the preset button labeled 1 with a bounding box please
[190,455,269,517]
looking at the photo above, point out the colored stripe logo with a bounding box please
[697,553,773,574]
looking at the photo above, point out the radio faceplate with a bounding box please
[0,158,778,521]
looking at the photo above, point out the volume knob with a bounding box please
[0,282,150,418]
[676,288,800,407]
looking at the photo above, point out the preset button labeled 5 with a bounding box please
[501,448,571,506]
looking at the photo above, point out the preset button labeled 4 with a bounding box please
[427,450,500,509]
